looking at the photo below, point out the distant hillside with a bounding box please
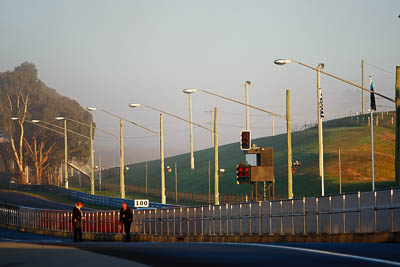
[102,111,396,199]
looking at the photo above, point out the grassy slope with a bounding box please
[103,112,396,199]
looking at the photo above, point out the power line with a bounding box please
[365,61,395,75]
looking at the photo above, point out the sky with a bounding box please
[1,0,399,167]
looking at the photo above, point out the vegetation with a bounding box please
[0,62,94,184]
[100,112,396,200]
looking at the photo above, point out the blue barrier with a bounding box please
[8,183,176,210]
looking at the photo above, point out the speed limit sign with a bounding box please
[134,199,149,208]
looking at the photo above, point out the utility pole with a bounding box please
[317,63,325,196]
[286,90,293,199]
[362,59,365,114]
[214,107,219,205]
[396,66,400,186]
[370,76,376,192]
[189,93,195,170]
[160,114,166,204]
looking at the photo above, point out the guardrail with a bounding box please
[8,183,174,210]
[1,188,399,237]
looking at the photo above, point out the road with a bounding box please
[0,190,92,210]
[1,190,400,266]
[1,228,400,266]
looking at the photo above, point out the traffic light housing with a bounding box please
[236,162,251,184]
[240,130,251,150]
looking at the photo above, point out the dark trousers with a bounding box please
[73,222,82,241]
[124,222,132,241]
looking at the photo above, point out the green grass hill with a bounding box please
[100,111,396,200]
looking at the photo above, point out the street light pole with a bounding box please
[90,121,95,195]
[396,66,400,187]
[286,90,293,199]
[63,119,68,189]
[214,107,219,205]
[317,64,325,196]
[160,114,166,204]
[119,119,125,199]
[183,89,197,171]
[245,81,251,131]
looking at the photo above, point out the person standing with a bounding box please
[72,202,85,242]
[119,203,133,241]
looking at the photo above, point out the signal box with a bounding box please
[245,147,274,183]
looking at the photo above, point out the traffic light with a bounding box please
[236,162,251,184]
[240,130,251,150]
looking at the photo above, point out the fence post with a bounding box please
[329,196,332,234]
[269,201,272,235]
[219,206,222,235]
[259,201,262,236]
[303,197,306,235]
[226,204,229,235]
[358,191,361,233]
[240,203,243,235]
[201,206,204,235]
[249,203,252,235]
[316,198,319,235]
[280,200,283,235]
[291,199,294,235]
[391,188,394,232]
[343,195,346,234]
[374,191,377,233]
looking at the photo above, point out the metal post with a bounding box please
[361,59,365,114]
[214,107,219,205]
[208,160,211,205]
[119,119,125,199]
[175,163,178,203]
[272,116,275,136]
[99,154,102,192]
[339,148,342,194]
[286,90,293,199]
[371,110,375,191]
[160,114,166,204]
[303,197,306,235]
[145,162,148,195]
[245,81,250,131]
[90,121,95,195]
[189,93,195,170]
[317,65,325,196]
[64,119,68,189]
[395,66,400,186]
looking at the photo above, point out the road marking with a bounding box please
[224,243,400,266]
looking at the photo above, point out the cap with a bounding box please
[76,202,84,207]
[122,203,127,206]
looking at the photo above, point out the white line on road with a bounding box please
[223,243,400,266]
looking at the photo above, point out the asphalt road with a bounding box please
[1,228,400,266]
[0,190,92,210]
[1,191,400,266]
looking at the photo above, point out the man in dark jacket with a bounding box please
[119,203,133,241]
[72,202,84,242]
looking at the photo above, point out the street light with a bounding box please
[183,88,198,170]
[129,103,221,205]
[184,89,291,199]
[88,107,126,199]
[55,116,95,195]
[274,58,397,193]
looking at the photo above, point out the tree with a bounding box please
[0,62,95,185]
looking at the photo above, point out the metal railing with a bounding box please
[1,188,399,236]
[8,183,173,210]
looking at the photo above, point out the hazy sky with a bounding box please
[1,0,399,167]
